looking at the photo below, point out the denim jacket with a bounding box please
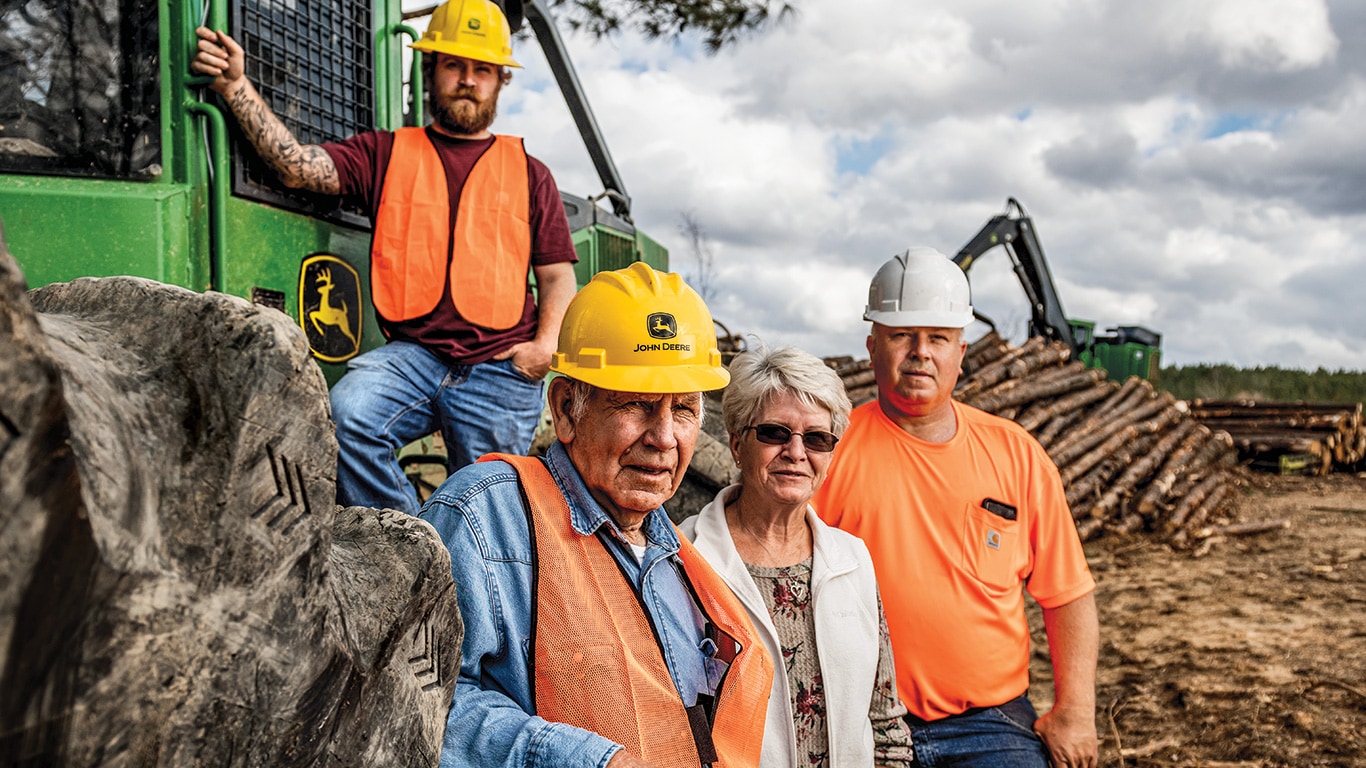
[419,442,720,768]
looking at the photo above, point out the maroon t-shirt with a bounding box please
[322,128,578,365]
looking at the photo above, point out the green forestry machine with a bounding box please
[0,0,665,383]
[954,198,1163,382]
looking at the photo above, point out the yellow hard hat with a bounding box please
[551,262,730,394]
[411,0,522,68]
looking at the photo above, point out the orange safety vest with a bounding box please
[370,127,532,329]
[492,454,772,768]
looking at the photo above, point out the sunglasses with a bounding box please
[742,423,839,453]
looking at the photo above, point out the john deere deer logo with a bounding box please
[311,268,358,348]
[647,312,677,340]
[299,254,362,363]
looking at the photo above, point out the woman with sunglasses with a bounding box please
[679,343,912,767]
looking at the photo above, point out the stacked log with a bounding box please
[826,334,1243,549]
[827,356,879,407]
[1185,399,1365,475]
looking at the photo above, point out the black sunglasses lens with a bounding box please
[752,424,793,445]
[750,424,838,453]
[803,432,838,452]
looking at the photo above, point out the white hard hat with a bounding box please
[864,246,973,328]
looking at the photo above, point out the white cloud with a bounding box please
[447,0,1366,370]
[1202,0,1338,72]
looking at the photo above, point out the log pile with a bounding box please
[825,331,1246,549]
[1185,399,1365,475]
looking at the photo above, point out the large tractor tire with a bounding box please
[0,237,462,767]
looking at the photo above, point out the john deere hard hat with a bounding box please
[411,0,522,68]
[864,246,974,328]
[551,262,730,393]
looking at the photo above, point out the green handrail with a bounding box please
[187,0,230,292]
[395,23,424,126]
[185,101,229,293]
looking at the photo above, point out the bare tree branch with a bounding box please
[678,210,716,302]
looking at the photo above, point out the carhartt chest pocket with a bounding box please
[960,501,1021,592]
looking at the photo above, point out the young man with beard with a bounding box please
[191,0,578,515]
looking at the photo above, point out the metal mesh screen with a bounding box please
[231,0,374,225]
[595,228,638,273]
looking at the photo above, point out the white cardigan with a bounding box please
[679,485,883,768]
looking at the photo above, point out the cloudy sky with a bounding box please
[476,0,1366,370]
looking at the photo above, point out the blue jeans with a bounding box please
[330,340,545,514]
[904,695,1049,767]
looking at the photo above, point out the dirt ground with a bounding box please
[1028,471,1366,767]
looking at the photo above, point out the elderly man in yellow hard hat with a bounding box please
[421,262,773,768]
[191,0,579,516]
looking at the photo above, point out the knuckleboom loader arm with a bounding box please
[953,197,1080,354]
[519,0,632,221]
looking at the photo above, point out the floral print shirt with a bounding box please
[746,558,914,767]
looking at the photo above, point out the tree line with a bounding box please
[1158,364,1366,405]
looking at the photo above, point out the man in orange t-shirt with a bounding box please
[812,247,1099,768]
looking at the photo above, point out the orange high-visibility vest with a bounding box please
[370,128,532,329]
[491,453,772,768]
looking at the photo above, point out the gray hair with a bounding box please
[721,343,851,439]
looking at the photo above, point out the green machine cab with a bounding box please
[1068,320,1163,382]
[0,0,666,384]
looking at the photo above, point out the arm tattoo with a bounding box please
[225,85,341,195]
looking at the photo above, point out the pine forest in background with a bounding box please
[1159,364,1366,405]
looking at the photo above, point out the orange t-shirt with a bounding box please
[811,400,1095,720]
